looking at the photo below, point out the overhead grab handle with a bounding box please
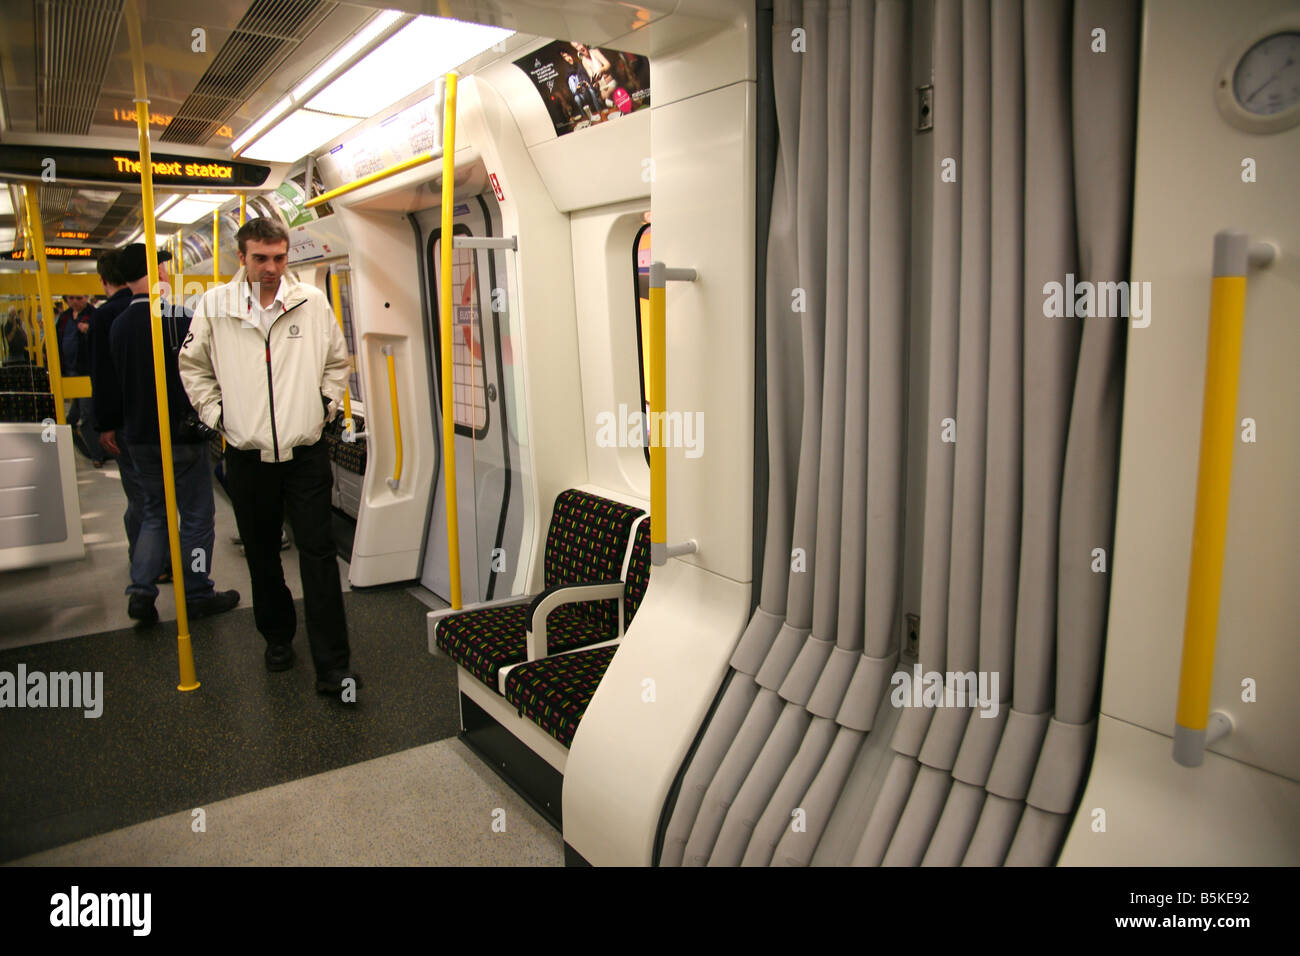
[1173,229,1276,768]
[382,344,404,491]
[648,260,699,567]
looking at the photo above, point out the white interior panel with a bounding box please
[1101,0,1300,787]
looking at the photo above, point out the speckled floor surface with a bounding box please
[9,738,563,866]
[0,450,348,650]
[0,588,459,862]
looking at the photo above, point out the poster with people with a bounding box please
[513,40,650,137]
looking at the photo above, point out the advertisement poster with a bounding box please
[513,40,650,137]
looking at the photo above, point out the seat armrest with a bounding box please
[427,595,534,655]
[526,580,624,661]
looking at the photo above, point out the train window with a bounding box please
[633,220,651,465]
[431,229,489,436]
[326,267,363,402]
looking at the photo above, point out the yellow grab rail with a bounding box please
[304,152,442,210]
[1173,230,1276,767]
[382,344,403,490]
[20,186,63,418]
[213,208,221,284]
[439,72,463,609]
[126,0,199,693]
[647,261,699,566]
[329,270,355,437]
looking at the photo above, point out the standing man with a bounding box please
[179,217,359,697]
[110,243,239,624]
[90,250,148,561]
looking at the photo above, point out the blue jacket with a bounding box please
[90,288,135,432]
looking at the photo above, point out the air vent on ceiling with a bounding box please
[162,0,335,145]
[34,0,126,135]
[37,184,75,229]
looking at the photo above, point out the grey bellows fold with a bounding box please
[659,0,1136,867]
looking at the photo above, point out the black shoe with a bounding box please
[189,589,240,619]
[128,594,158,624]
[265,643,295,672]
[316,669,362,697]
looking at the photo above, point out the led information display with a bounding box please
[0,145,270,188]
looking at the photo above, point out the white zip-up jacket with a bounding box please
[179,268,350,462]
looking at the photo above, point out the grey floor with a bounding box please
[12,738,562,866]
[1,449,563,867]
[0,451,348,650]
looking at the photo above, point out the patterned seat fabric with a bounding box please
[437,603,613,690]
[504,644,620,748]
[436,489,644,692]
[0,366,50,392]
[0,391,56,423]
[323,413,367,474]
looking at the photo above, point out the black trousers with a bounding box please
[224,439,349,674]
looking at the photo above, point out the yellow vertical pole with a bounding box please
[21,224,44,367]
[212,209,220,284]
[21,186,65,422]
[239,193,246,226]
[329,271,354,430]
[439,71,462,609]
[126,0,199,693]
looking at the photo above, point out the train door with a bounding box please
[416,194,526,602]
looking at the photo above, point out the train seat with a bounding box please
[432,489,649,695]
[503,643,621,748]
[0,366,55,424]
[323,412,367,475]
[0,391,56,423]
[0,366,51,392]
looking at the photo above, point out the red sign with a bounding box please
[613,88,632,113]
[490,173,505,202]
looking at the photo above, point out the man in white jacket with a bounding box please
[179,217,359,697]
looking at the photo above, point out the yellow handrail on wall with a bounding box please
[1173,230,1276,767]
[382,344,403,490]
[647,260,699,567]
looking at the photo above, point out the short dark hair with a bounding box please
[236,217,290,254]
[96,250,125,286]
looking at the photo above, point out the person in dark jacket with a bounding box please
[90,250,149,563]
[57,293,103,464]
[109,242,239,624]
[55,296,93,373]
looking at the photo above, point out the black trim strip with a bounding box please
[475,192,513,602]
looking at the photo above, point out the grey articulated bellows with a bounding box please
[925,0,1024,867]
[661,0,1132,869]
[1009,0,1138,866]
[708,0,852,868]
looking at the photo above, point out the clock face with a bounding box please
[1232,31,1300,116]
